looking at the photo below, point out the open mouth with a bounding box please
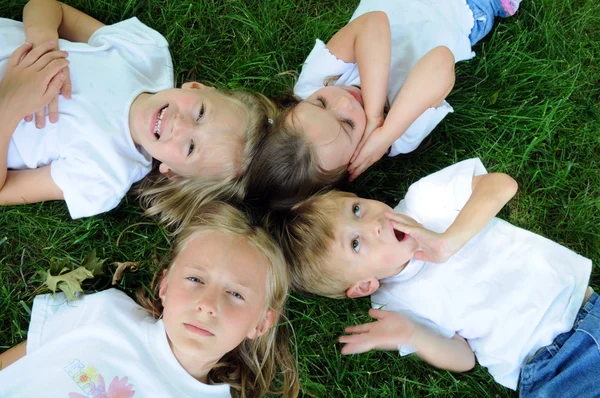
[153,105,168,139]
[394,229,406,242]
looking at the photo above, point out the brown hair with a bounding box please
[244,94,347,211]
[137,201,299,398]
[138,89,278,233]
[270,190,357,299]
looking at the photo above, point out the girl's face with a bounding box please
[159,230,275,371]
[291,86,366,171]
[129,82,247,178]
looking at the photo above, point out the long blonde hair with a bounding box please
[138,89,278,233]
[137,201,299,397]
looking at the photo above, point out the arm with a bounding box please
[340,309,475,372]
[348,46,456,180]
[0,341,27,370]
[22,0,105,127]
[326,11,391,132]
[387,172,518,263]
[0,167,64,205]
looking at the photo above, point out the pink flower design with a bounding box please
[106,376,135,398]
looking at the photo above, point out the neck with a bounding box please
[169,341,219,384]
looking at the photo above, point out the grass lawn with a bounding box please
[1,0,599,396]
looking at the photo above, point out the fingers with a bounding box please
[350,138,367,164]
[34,107,46,129]
[44,72,67,104]
[368,308,391,319]
[339,335,373,355]
[33,50,69,72]
[9,43,33,66]
[24,114,33,123]
[20,40,60,67]
[349,158,372,182]
[47,96,59,123]
[344,322,373,335]
[385,212,422,227]
[60,67,72,99]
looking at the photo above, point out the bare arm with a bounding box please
[387,172,518,263]
[0,167,64,205]
[340,309,475,372]
[23,0,105,44]
[326,11,391,127]
[0,341,27,370]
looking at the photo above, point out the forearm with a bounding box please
[23,0,63,44]
[410,327,475,372]
[445,173,518,250]
[380,46,456,145]
[0,108,21,189]
[355,12,391,122]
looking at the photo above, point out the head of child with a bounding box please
[136,84,277,231]
[246,86,366,208]
[279,190,419,299]
[137,202,297,397]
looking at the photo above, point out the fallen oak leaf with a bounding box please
[40,266,94,300]
[111,262,139,285]
[82,249,106,276]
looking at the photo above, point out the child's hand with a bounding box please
[386,211,460,263]
[23,39,72,128]
[0,42,69,126]
[339,308,416,354]
[348,125,390,181]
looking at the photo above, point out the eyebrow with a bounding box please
[181,265,253,289]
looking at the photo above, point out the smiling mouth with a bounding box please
[154,105,168,139]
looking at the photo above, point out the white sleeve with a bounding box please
[50,153,135,219]
[88,17,173,86]
[27,289,138,354]
[399,158,488,218]
[294,39,357,99]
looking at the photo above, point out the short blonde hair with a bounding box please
[137,201,298,398]
[274,190,357,299]
[138,89,278,233]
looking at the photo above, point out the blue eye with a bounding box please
[197,103,205,121]
[352,237,360,253]
[186,276,203,283]
[353,204,361,217]
[229,291,244,300]
[187,139,195,157]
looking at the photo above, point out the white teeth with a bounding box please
[154,106,168,137]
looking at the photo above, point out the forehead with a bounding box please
[207,93,247,136]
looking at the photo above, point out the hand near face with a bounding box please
[385,212,459,263]
[0,42,68,127]
[339,308,416,354]
[347,125,390,181]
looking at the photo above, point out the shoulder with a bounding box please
[89,17,169,48]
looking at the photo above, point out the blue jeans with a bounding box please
[465,0,509,45]
[519,291,600,398]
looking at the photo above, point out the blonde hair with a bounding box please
[137,201,299,398]
[272,190,357,299]
[245,95,347,211]
[138,89,278,233]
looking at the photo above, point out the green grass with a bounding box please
[1,0,599,396]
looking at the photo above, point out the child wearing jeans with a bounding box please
[0,202,298,398]
[247,0,521,209]
[277,158,597,396]
[0,0,275,222]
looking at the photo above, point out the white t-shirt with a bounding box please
[294,0,475,155]
[0,289,231,398]
[0,18,174,218]
[371,158,592,390]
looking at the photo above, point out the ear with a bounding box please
[346,277,380,298]
[181,81,214,91]
[247,309,277,339]
[158,269,169,302]
[158,163,178,179]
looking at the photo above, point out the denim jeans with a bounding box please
[465,0,509,45]
[519,291,600,398]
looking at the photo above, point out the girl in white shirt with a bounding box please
[0,0,276,221]
[246,0,520,209]
[0,201,299,398]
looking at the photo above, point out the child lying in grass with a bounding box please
[0,0,274,222]
[0,202,298,398]
[276,158,596,396]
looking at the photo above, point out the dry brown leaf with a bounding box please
[111,261,139,285]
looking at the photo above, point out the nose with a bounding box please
[334,95,353,112]
[195,288,218,316]
[363,216,382,238]
[172,112,194,141]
